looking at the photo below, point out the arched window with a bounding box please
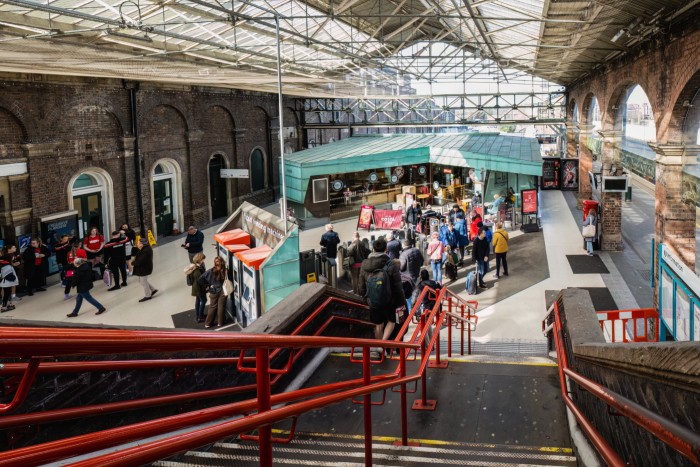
[623,85,655,142]
[589,97,601,133]
[696,127,700,145]
[70,170,114,238]
[250,148,265,191]
[151,159,183,237]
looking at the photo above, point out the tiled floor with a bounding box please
[0,190,652,344]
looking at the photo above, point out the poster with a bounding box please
[373,210,403,230]
[357,205,374,230]
[560,159,579,191]
[405,193,415,206]
[541,158,561,190]
[521,189,538,215]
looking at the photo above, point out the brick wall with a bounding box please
[0,75,296,243]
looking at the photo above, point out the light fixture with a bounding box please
[610,29,627,43]
[100,35,160,53]
[100,29,152,43]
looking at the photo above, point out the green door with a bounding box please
[153,179,173,237]
[73,192,103,238]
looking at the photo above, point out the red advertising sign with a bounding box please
[357,205,374,230]
[521,189,538,215]
[373,209,404,230]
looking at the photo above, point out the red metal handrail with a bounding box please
[0,287,479,466]
[596,307,659,342]
[547,301,700,465]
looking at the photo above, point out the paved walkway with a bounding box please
[1,189,657,343]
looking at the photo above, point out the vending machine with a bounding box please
[233,245,273,327]
[214,229,251,321]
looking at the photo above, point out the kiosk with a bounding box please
[216,202,300,328]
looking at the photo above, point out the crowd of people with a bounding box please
[0,223,160,316]
[322,200,513,352]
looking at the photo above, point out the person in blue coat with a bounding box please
[441,223,459,252]
[454,216,469,265]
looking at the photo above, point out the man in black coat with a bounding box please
[399,239,423,282]
[103,231,129,290]
[133,238,157,302]
[21,238,47,295]
[320,224,341,267]
[404,201,422,245]
[386,232,402,260]
[471,228,491,289]
[183,226,204,263]
[67,258,106,317]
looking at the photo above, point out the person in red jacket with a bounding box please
[63,241,88,300]
[83,227,104,267]
[469,211,482,242]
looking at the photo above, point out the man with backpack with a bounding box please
[358,237,405,342]
[346,231,371,295]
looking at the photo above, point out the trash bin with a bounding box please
[625,186,632,202]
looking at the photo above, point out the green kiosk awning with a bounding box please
[281,133,543,203]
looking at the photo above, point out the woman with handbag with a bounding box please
[200,256,228,328]
[582,209,597,256]
[133,238,158,302]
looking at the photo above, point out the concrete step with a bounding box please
[153,431,576,466]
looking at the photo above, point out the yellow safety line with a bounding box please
[330,353,557,367]
[269,429,573,454]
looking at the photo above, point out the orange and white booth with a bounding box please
[232,245,273,327]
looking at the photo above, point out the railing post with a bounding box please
[362,347,372,467]
[447,311,452,358]
[400,349,408,446]
[467,306,472,355]
[460,304,465,356]
[429,301,448,369]
[413,313,437,411]
[256,348,272,467]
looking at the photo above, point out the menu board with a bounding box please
[357,205,374,230]
[521,189,538,215]
[560,159,579,191]
[541,158,561,190]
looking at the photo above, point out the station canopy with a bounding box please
[0,1,696,97]
[283,133,541,203]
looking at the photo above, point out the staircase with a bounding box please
[152,348,575,467]
[153,431,576,466]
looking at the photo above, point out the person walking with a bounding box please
[54,234,72,276]
[426,231,444,284]
[182,226,204,263]
[386,232,402,260]
[121,224,137,276]
[471,228,490,289]
[492,222,510,279]
[103,231,130,290]
[320,224,341,267]
[358,237,404,344]
[583,209,597,256]
[404,200,422,245]
[454,215,468,266]
[63,241,87,300]
[201,256,228,328]
[346,231,371,295]
[448,204,465,224]
[0,248,19,312]
[399,239,423,283]
[66,258,106,317]
[21,238,47,295]
[8,246,22,302]
[186,253,207,323]
[133,238,157,302]
[469,211,482,242]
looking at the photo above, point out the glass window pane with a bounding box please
[73,174,96,189]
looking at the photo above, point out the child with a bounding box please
[443,245,459,282]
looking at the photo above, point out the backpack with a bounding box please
[366,261,393,309]
[186,272,194,287]
[465,270,477,295]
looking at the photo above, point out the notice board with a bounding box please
[521,189,538,216]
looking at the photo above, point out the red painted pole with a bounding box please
[447,312,452,358]
[362,347,372,467]
[460,304,465,356]
[256,348,272,467]
[420,313,428,406]
[467,307,472,355]
[400,349,408,446]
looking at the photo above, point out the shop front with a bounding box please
[282,133,542,227]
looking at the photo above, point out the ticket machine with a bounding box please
[233,245,273,327]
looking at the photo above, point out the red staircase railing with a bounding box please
[0,287,478,467]
[544,301,700,466]
[596,307,659,342]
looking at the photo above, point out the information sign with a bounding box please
[220,169,250,179]
[357,205,374,230]
[521,189,538,215]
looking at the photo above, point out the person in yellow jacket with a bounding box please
[492,222,509,279]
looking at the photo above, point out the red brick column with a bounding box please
[565,122,578,159]
[598,131,624,251]
[577,124,594,208]
[650,144,696,269]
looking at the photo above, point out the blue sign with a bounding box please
[18,234,32,253]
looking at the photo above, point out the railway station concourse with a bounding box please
[0,1,699,466]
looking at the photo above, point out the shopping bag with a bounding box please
[582,225,596,238]
[222,279,234,297]
[103,268,113,287]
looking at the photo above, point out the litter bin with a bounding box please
[625,186,632,202]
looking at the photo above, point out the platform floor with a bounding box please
[1,190,654,343]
